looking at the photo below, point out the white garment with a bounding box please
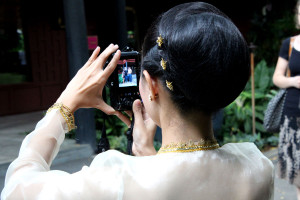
[1,110,274,200]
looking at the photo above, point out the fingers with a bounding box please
[83,46,100,69]
[115,111,131,127]
[96,101,131,127]
[124,110,133,118]
[96,101,116,115]
[94,44,119,70]
[102,50,121,79]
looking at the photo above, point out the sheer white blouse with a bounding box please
[1,109,274,200]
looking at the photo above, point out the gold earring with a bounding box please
[149,95,153,101]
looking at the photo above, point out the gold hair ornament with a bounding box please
[156,35,164,47]
[166,80,173,91]
[160,58,167,70]
[157,34,172,92]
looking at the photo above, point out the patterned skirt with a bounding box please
[278,116,300,187]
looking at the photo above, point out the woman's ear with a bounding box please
[143,70,159,99]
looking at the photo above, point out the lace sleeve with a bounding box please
[1,109,68,199]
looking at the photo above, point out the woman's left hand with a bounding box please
[131,100,157,156]
[56,44,131,126]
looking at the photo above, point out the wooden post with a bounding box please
[63,0,96,152]
[115,0,128,49]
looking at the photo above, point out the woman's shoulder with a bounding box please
[220,142,274,170]
[220,142,266,157]
[221,142,259,151]
[278,37,294,60]
[89,144,274,174]
[89,150,157,168]
[282,37,291,43]
[220,142,274,175]
[280,36,299,48]
[218,143,274,198]
[280,37,291,50]
[90,150,131,166]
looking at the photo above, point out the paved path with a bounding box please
[0,111,94,193]
[265,148,297,200]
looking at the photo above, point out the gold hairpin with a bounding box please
[166,80,173,91]
[157,34,164,47]
[160,58,167,70]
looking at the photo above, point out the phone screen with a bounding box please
[117,59,137,88]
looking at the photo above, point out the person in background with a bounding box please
[123,59,128,82]
[128,66,132,82]
[1,2,274,199]
[273,1,300,199]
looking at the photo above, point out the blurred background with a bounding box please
[0,0,298,152]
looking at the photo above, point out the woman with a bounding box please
[273,1,300,198]
[1,2,273,199]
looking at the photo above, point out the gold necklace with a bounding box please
[157,139,220,154]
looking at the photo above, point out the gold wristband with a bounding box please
[47,103,76,132]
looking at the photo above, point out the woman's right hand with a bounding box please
[56,44,131,126]
[131,100,157,156]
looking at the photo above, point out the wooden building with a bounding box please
[0,0,263,116]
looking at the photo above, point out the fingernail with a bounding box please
[136,100,141,109]
[115,44,119,48]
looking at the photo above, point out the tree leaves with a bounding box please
[222,60,279,149]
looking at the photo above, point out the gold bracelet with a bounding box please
[47,103,77,132]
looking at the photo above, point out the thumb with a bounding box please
[132,99,144,126]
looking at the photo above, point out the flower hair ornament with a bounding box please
[166,80,173,91]
[156,34,164,48]
[160,58,167,70]
[156,34,174,91]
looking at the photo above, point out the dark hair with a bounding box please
[141,2,250,114]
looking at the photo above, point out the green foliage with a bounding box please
[221,133,278,150]
[107,134,128,153]
[0,73,26,84]
[223,2,297,149]
[95,88,128,137]
[105,134,162,153]
[266,135,280,147]
[95,110,128,153]
[247,6,298,65]
[221,60,278,149]
[95,112,128,139]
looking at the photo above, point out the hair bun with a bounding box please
[141,2,250,114]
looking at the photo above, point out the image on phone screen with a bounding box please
[117,59,137,87]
